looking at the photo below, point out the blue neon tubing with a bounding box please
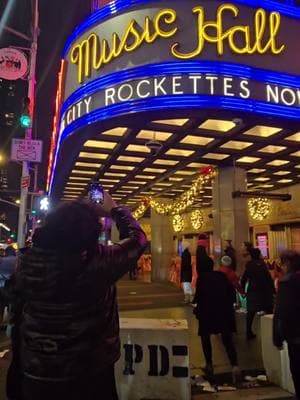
[60,61,300,116]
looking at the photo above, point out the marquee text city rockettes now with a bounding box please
[70,3,285,84]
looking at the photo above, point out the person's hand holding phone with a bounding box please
[94,191,117,217]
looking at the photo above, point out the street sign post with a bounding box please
[21,176,30,189]
[11,138,43,163]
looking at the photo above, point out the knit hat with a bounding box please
[221,255,232,267]
[198,233,209,247]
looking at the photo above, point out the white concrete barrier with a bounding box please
[116,318,190,400]
[261,315,295,394]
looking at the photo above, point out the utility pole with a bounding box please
[17,0,39,248]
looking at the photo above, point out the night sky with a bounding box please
[0,0,90,232]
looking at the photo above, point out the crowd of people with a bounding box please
[179,234,300,398]
[1,199,300,399]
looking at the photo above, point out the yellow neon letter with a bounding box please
[171,6,205,59]
[154,9,178,38]
[71,33,99,84]
[269,11,285,54]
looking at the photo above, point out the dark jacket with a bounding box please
[16,207,147,382]
[224,246,237,270]
[196,247,214,276]
[180,249,192,283]
[194,271,236,336]
[273,272,300,347]
[241,259,275,312]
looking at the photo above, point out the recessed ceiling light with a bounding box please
[101,127,127,136]
[203,153,230,160]
[237,156,261,163]
[175,170,197,175]
[248,168,266,173]
[66,182,87,186]
[180,135,214,146]
[117,156,145,163]
[152,119,189,126]
[144,167,167,174]
[259,184,274,188]
[84,140,117,149]
[166,149,195,157]
[75,162,101,168]
[152,187,164,191]
[169,177,183,182]
[278,179,293,184]
[69,176,90,181]
[137,130,172,141]
[221,141,253,150]
[104,172,126,177]
[258,145,287,153]
[99,178,120,183]
[116,190,133,193]
[155,183,173,187]
[110,165,135,171]
[254,177,271,182]
[291,151,300,157]
[126,144,150,153]
[172,189,185,192]
[267,160,289,166]
[273,171,291,176]
[128,180,147,185]
[122,186,139,189]
[199,119,236,132]
[72,170,96,175]
[154,159,179,166]
[243,125,282,137]
[79,152,108,160]
[285,132,300,142]
[102,185,114,188]
[135,175,156,180]
[187,162,211,168]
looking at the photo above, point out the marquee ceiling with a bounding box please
[61,117,300,210]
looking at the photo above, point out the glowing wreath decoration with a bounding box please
[191,209,204,230]
[172,214,184,233]
[248,197,271,221]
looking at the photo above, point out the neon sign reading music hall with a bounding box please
[70,3,285,84]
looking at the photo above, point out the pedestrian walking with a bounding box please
[180,246,193,303]
[10,193,147,400]
[241,248,275,340]
[196,233,213,276]
[193,258,240,381]
[273,250,300,400]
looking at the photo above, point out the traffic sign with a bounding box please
[11,139,43,163]
[21,176,30,189]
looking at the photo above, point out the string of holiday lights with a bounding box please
[133,166,216,219]
[172,214,185,233]
[248,197,271,221]
[191,209,205,230]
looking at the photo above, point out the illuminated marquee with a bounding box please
[71,3,285,84]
